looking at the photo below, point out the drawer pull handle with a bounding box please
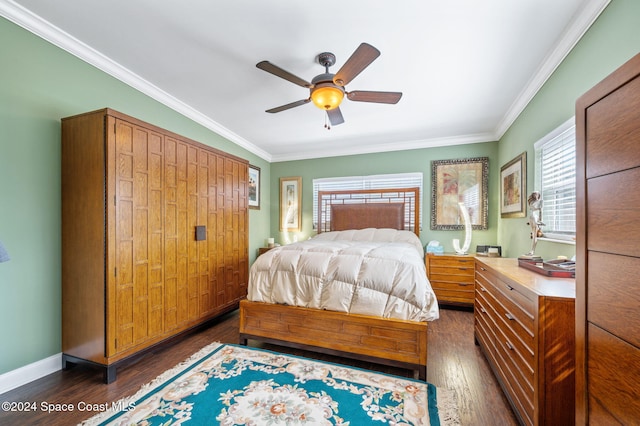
[480,267,486,271]
[506,284,514,291]
[458,283,470,286]
[505,313,515,320]
[479,286,487,292]
[480,307,487,314]
[505,341,514,350]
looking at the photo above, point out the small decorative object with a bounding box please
[452,202,472,255]
[280,176,302,232]
[0,240,9,263]
[248,165,260,210]
[519,191,545,261]
[431,157,489,230]
[500,152,527,218]
[267,237,275,248]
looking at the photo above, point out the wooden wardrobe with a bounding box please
[576,53,640,423]
[61,108,248,382]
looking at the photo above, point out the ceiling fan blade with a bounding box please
[256,61,312,88]
[347,91,402,104]
[332,43,380,86]
[266,98,311,113]
[327,107,345,126]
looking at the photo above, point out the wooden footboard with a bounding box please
[238,299,428,380]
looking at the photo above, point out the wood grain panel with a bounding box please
[587,324,640,424]
[587,251,640,348]
[239,299,427,378]
[587,168,640,257]
[585,73,640,179]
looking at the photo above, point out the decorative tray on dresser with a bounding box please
[474,257,575,426]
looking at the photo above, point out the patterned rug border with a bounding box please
[80,342,461,425]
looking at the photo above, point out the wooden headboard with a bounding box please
[317,187,420,237]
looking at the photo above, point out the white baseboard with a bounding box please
[0,353,62,395]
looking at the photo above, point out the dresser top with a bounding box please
[476,257,575,299]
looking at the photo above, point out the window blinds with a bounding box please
[312,172,423,229]
[534,118,576,240]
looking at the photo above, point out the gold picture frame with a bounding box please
[500,152,527,218]
[280,176,302,232]
[431,157,489,230]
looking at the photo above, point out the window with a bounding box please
[312,172,423,229]
[534,117,576,242]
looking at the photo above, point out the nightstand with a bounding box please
[425,253,475,307]
[258,247,274,256]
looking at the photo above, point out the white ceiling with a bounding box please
[2,0,609,162]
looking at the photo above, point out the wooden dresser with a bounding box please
[575,53,640,424]
[61,108,249,382]
[425,253,475,306]
[474,257,575,426]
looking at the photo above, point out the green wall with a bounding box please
[270,143,499,252]
[1,0,639,378]
[0,17,270,374]
[271,0,640,260]
[498,0,640,258]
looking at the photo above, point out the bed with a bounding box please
[239,187,438,380]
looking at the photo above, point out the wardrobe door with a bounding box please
[197,149,219,317]
[109,118,165,356]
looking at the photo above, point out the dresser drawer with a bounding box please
[494,332,535,426]
[428,256,475,269]
[433,287,474,304]
[476,268,535,347]
[475,288,497,355]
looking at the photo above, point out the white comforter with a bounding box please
[248,228,439,322]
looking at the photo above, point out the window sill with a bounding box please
[539,236,576,245]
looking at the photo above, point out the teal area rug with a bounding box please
[82,343,460,425]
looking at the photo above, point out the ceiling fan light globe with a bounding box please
[311,84,344,110]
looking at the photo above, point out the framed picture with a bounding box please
[280,176,302,232]
[500,152,527,218]
[248,165,260,210]
[431,157,489,230]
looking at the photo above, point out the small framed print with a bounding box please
[248,165,260,210]
[500,152,527,218]
[280,176,302,232]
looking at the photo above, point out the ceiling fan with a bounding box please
[256,42,402,127]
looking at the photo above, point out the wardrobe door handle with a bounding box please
[505,341,514,350]
[505,313,515,320]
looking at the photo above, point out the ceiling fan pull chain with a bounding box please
[324,113,331,130]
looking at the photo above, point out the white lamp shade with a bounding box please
[0,240,10,263]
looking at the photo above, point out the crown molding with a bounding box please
[270,132,497,162]
[0,0,273,162]
[1,0,610,163]
[493,0,611,139]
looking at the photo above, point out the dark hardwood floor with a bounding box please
[0,307,518,425]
